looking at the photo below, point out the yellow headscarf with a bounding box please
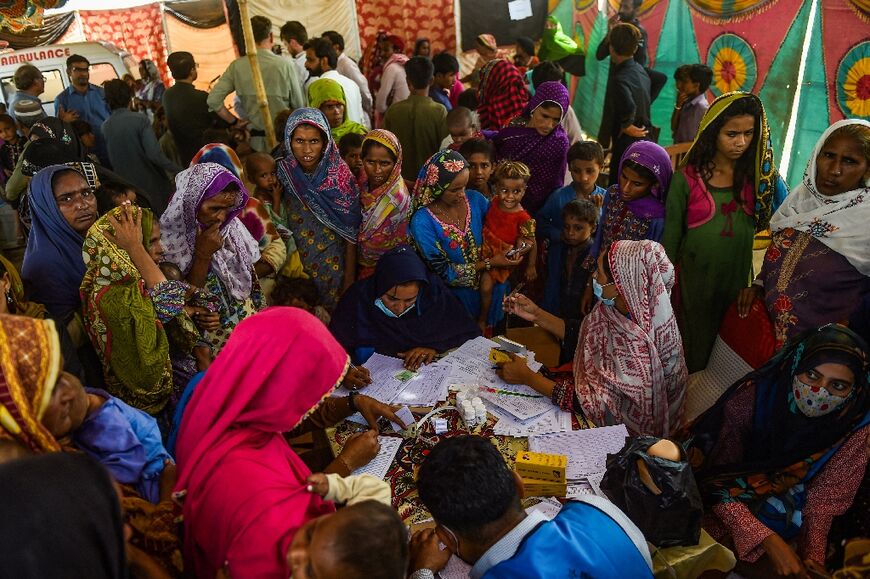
[307,78,367,142]
[0,255,47,319]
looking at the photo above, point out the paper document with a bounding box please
[529,424,629,480]
[390,405,416,432]
[508,0,533,20]
[438,555,471,579]
[351,436,402,480]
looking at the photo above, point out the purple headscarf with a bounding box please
[617,141,673,220]
[493,81,571,215]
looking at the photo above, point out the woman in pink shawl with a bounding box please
[173,307,405,579]
[357,129,412,279]
[499,239,686,437]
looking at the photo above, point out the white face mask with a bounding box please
[791,376,849,418]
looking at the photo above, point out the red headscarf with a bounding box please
[174,307,349,578]
[477,59,530,130]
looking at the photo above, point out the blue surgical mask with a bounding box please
[592,278,617,307]
[374,298,415,318]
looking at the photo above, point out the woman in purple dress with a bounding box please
[737,119,870,348]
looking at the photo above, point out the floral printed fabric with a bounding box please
[411,149,468,210]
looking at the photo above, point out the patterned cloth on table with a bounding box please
[574,240,686,437]
[159,163,262,351]
[492,81,570,216]
[357,129,412,278]
[477,59,530,131]
[0,314,62,454]
[687,325,870,565]
[80,206,175,415]
[277,108,362,310]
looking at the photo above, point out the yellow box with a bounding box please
[489,348,513,365]
[521,477,568,497]
[514,451,567,483]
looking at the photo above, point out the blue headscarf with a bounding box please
[22,165,93,322]
[276,108,361,243]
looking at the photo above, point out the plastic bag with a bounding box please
[600,436,703,548]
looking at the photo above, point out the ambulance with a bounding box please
[0,41,138,117]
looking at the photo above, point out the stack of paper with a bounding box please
[350,436,402,480]
[529,424,629,498]
[486,402,571,437]
[332,353,450,406]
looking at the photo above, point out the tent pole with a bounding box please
[236,0,276,150]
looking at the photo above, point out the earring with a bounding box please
[5,289,14,313]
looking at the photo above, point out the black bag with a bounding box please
[600,436,703,548]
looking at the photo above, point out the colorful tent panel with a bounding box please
[707,32,757,95]
[836,41,870,120]
[684,0,778,21]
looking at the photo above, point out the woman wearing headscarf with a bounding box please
[0,453,128,578]
[0,314,180,577]
[493,80,570,215]
[136,59,165,121]
[374,35,410,122]
[277,108,361,310]
[81,203,209,417]
[462,33,505,89]
[309,78,368,142]
[663,92,789,372]
[409,149,520,326]
[22,164,98,323]
[160,162,262,352]
[688,324,870,578]
[174,307,407,579]
[331,245,480,364]
[476,58,530,131]
[0,254,45,318]
[191,143,288,294]
[357,129,412,278]
[500,239,687,437]
[538,16,586,77]
[737,119,870,349]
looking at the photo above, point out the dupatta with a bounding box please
[277,108,361,243]
[159,163,260,301]
[770,119,870,276]
[477,59,530,131]
[358,129,412,268]
[308,78,368,142]
[80,206,173,415]
[574,240,686,437]
[174,308,349,579]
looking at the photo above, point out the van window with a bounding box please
[0,69,65,104]
[90,63,119,87]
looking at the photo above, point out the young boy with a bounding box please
[384,56,448,181]
[671,63,712,143]
[245,152,305,279]
[0,114,24,179]
[339,132,364,176]
[458,137,496,199]
[538,140,606,314]
[479,160,536,332]
[430,52,459,111]
[71,119,101,164]
[556,199,598,320]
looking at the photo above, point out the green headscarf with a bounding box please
[539,16,584,62]
[307,78,368,142]
[80,205,173,415]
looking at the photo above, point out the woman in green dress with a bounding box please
[662,92,787,372]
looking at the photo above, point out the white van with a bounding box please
[0,41,138,117]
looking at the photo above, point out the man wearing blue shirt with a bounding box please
[54,54,111,165]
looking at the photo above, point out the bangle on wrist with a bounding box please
[674,105,682,110]
[484,258,492,271]
[336,454,353,474]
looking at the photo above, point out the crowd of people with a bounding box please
[0,6,868,579]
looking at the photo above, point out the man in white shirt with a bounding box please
[322,30,373,120]
[305,37,369,129]
[407,436,654,579]
[280,20,309,88]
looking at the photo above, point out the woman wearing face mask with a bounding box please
[500,239,687,437]
[330,245,480,372]
[687,324,870,579]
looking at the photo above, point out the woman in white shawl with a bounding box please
[737,119,870,347]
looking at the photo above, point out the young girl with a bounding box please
[581,141,673,314]
[479,160,536,330]
[663,92,787,372]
